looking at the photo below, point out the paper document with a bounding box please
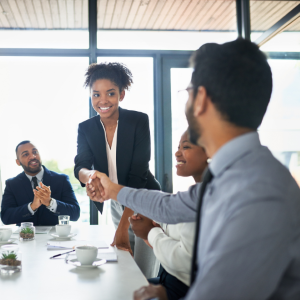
[98,249,118,262]
[14,226,52,234]
[47,240,109,250]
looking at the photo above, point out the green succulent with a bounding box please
[20,227,34,234]
[1,251,17,260]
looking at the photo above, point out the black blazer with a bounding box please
[74,107,161,213]
[1,166,80,226]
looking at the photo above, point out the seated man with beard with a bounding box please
[1,140,80,226]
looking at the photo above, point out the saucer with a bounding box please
[0,239,17,245]
[66,258,106,269]
[50,233,77,240]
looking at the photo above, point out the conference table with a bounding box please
[0,224,148,300]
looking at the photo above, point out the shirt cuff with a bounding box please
[148,227,164,247]
[46,198,57,213]
[28,202,36,215]
[117,186,132,205]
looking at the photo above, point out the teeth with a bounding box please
[177,162,185,165]
[100,107,110,111]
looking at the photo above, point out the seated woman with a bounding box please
[131,130,208,300]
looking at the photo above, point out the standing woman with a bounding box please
[74,62,160,278]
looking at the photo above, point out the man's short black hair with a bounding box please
[190,38,272,130]
[16,140,31,154]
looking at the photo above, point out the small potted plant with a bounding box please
[0,245,22,273]
[0,251,21,267]
[20,222,35,241]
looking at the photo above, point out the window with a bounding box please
[259,59,300,186]
[0,56,90,223]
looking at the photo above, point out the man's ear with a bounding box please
[16,159,21,166]
[193,86,209,117]
[120,90,125,102]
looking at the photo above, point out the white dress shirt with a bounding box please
[25,167,57,214]
[148,222,195,286]
[117,132,300,300]
[100,120,119,184]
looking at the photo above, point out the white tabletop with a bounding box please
[1,224,148,300]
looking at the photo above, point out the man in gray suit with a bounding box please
[87,39,300,300]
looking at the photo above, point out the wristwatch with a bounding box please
[47,198,53,208]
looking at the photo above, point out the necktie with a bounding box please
[32,176,39,189]
[190,167,214,284]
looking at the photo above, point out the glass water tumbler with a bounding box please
[58,215,70,225]
[0,245,22,274]
[20,222,35,241]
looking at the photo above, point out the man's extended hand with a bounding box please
[89,171,124,202]
[130,214,161,240]
[33,182,51,206]
[133,284,168,300]
[86,177,103,202]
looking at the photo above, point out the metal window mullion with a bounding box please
[236,0,251,40]
[153,53,164,189]
[88,0,98,225]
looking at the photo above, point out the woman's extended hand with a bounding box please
[111,227,133,256]
[130,214,161,240]
[86,174,103,202]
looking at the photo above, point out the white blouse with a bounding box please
[100,120,119,184]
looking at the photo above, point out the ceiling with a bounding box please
[0,0,299,31]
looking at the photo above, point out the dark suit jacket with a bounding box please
[1,166,80,226]
[74,108,161,213]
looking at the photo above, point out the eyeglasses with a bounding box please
[177,87,194,100]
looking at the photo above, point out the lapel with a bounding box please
[116,108,132,182]
[42,166,51,187]
[94,115,108,175]
[19,172,34,200]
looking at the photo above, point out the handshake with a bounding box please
[85,171,123,203]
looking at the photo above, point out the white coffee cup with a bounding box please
[75,245,98,265]
[55,225,71,237]
[0,228,12,241]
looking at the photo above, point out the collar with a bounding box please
[25,166,44,182]
[209,131,261,178]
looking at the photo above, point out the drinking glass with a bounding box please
[58,215,70,225]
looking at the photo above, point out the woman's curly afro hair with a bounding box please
[84,62,133,92]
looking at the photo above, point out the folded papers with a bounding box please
[47,240,109,250]
[97,249,118,262]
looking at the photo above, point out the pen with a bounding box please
[49,249,75,259]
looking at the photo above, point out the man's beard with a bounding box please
[186,103,201,146]
[21,160,42,174]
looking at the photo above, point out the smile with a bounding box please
[176,161,186,167]
[99,106,113,112]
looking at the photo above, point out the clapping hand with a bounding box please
[30,193,42,211]
[33,182,51,207]
[133,284,168,300]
